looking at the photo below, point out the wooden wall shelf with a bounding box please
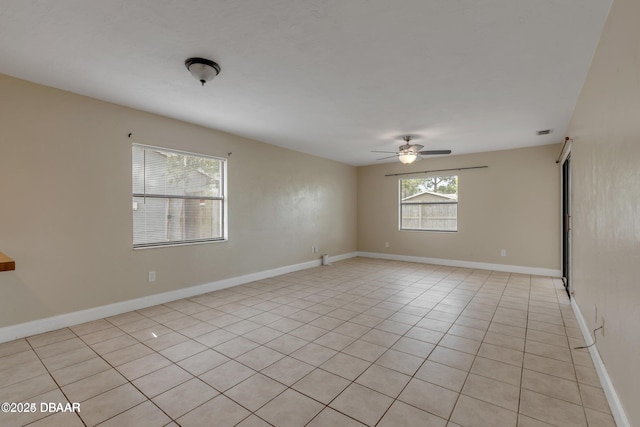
[0,252,15,271]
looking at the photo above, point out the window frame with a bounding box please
[398,175,458,232]
[132,143,228,249]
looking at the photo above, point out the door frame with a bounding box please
[559,143,572,298]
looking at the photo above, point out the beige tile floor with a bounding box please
[0,258,616,426]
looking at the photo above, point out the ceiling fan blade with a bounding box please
[376,154,399,161]
[419,150,452,155]
[371,150,399,154]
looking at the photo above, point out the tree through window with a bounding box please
[400,176,458,231]
[132,144,226,248]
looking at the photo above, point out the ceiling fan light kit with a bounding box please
[398,151,418,164]
[185,57,221,86]
[372,135,452,164]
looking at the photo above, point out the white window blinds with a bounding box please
[132,144,226,248]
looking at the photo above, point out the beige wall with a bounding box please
[0,74,357,327]
[566,0,639,423]
[358,144,560,270]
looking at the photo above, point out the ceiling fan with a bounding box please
[373,135,452,164]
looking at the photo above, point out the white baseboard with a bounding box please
[357,252,562,277]
[571,298,630,427]
[328,252,358,263]
[0,252,358,344]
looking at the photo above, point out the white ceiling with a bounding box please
[0,0,611,166]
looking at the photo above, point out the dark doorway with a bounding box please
[562,154,571,298]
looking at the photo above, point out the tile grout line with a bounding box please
[21,266,515,425]
[518,278,595,427]
[279,264,470,425]
[24,335,89,427]
[69,326,180,427]
[352,267,504,425]
[6,260,612,427]
[256,263,456,426]
[86,263,441,426]
[302,265,453,426]
[515,273,532,425]
[560,283,592,425]
[439,270,515,425]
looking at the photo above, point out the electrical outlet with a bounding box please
[312,245,317,253]
[385,242,390,248]
[148,271,156,283]
[500,249,507,257]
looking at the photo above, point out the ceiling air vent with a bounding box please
[536,129,553,135]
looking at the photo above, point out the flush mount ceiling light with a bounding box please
[185,57,221,86]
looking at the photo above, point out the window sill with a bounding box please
[0,252,15,271]
[133,238,228,250]
[400,229,458,233]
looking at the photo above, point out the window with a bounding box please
[400,175,458,231]
[132,144,226,248]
